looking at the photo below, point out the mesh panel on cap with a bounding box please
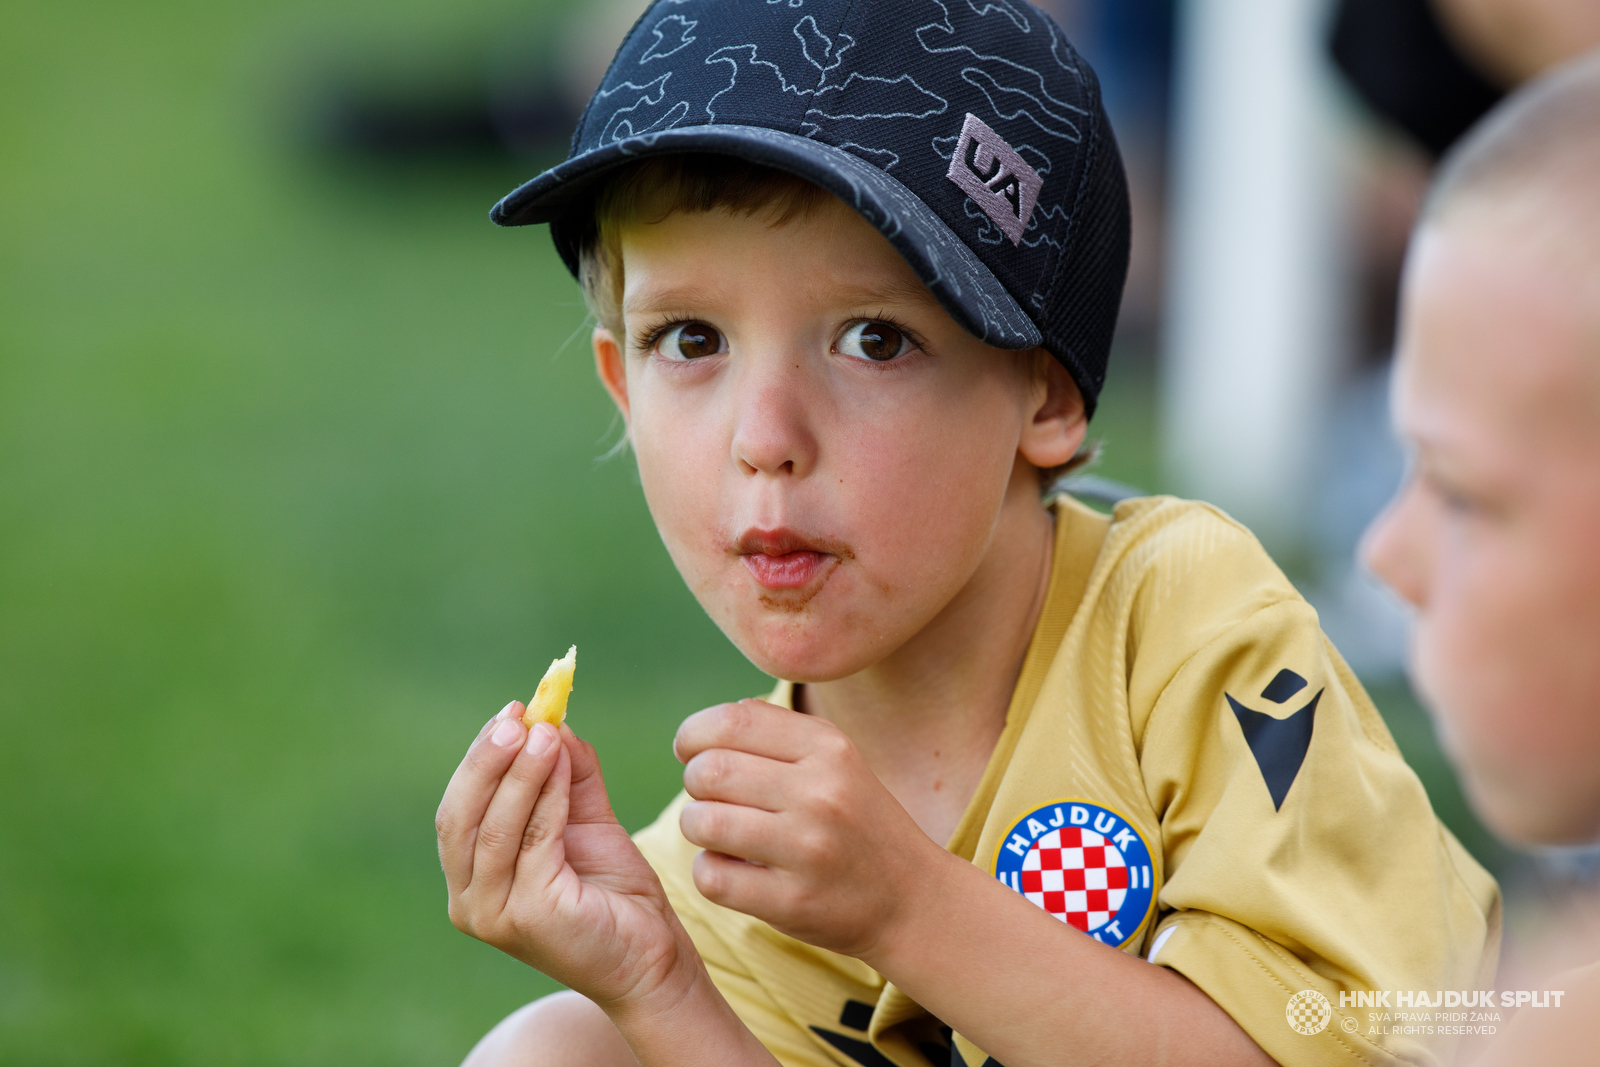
[1040,113,1130,415]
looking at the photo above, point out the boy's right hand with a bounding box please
[436,704,697,1015]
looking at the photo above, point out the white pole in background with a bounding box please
[1163,0,1347,551]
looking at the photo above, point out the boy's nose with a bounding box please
[1360,481,1429,611]
[729,355,819,479]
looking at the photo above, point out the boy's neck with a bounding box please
[797,460,1057,847]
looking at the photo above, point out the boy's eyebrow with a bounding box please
[624,276,938,316]
[840,276,941,308]
[623,283,723,315]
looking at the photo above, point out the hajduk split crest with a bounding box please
[993,800,1157,948]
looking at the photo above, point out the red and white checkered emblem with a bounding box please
[994,801,1157,947]
[1019,826,1130,933]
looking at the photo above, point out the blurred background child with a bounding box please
[1362,48,1600,1065]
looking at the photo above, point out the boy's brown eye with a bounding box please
[839,320,908,362]
[660,322,724,359]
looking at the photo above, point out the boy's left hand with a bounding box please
[674,698,954,959]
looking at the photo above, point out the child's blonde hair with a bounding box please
[577,155,828,340]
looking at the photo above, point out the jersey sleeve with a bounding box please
[1127,527,1500,1066]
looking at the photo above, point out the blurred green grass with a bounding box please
[0,2,770,1061]
[0,2,1505,1064]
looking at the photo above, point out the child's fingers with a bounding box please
[477,700,524,741]
[682,748,790,812]
[678,799,789,867]
[437,704,532,893]
[690,847,782,916]
[673,699,825,765]
[562,726,621,827]
[512,742,575,893]
[471,722,564,896]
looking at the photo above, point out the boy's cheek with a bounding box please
[1415,534,1600,843]
[630,411,726,550]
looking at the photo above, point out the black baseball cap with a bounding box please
[492,0,1130,414]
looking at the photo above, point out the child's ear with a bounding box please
[593,326,632,424]
[1018,353,1087,470]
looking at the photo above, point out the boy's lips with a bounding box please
[734,527,852,592]
[743,551,830,589]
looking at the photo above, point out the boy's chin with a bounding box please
[1465,773,1600,849]
[725,614,892,685]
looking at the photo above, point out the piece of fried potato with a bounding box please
[523,645,576,729]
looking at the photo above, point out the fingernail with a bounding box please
[526,722,556,755]
[497,701,519,721]
[491,719,522,748]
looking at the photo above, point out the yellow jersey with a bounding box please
[634,496,1500,1067]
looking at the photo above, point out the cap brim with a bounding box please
[491,125,1041,351]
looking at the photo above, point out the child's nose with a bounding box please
[1360,481,1429,611]
[728,355,819,479]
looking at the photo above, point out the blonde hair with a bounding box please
[576,155,829,339]
[572,153,1096,484]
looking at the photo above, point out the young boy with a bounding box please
[435,3,1499,1065]
[1361,50,1600,1063]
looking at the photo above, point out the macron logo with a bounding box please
[946,113,1043,246]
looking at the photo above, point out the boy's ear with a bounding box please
[1018,353,1088,470]
[593,326,631,423]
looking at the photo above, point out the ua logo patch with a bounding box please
[1228,669,1322,811]
[993,801,1156,948]
[946,113,1043,246]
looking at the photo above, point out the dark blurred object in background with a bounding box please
[311,74,568,161]
[1329,0,1503,157]
[304,1,642,162]
[1330,0,1600,159]
[306,51,575,162]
